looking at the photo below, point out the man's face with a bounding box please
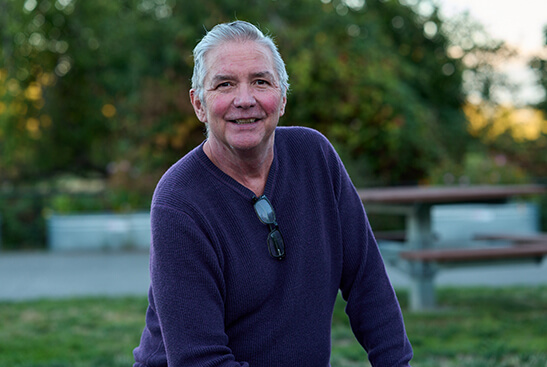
[190,40,286,155]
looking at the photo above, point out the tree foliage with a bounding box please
[1,0,471,190]
[443,11,518,105]
[530,25,547,114]
[461,23,547,187]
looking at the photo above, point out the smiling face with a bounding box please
[190,40,286,159]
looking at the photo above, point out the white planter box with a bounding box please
[47,212,151,251]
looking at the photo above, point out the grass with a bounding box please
[0,297,147,367]
[331,287,547,367]
[1,287,546,366]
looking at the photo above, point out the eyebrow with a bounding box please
[210,74,234,85]
[209,71,276,85]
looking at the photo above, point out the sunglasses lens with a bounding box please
[254,197,276,224]
[267,229,285,259]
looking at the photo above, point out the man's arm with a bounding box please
[334,156,413,366]
[134,204,249,367]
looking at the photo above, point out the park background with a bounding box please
[1,1,547,366]
[1,0,547,249]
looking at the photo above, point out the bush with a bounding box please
[0,187,151,250]
[0,194,47,250]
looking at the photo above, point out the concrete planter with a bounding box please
[47,212,150,251]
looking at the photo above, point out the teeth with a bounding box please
[234,119,257,124]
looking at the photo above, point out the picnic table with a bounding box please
[357,184,547,311]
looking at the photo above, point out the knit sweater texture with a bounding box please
[133,126,413,366]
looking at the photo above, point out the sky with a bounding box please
[434,0,547,105]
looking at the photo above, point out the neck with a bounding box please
[203,140,273,197]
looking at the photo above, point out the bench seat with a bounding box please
[399,244,547,263]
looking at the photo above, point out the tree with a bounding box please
[442,11,517,106]
[449,21,547,186]
[279,0,469,185]
[530,25,547,114]
[1,0,470,189]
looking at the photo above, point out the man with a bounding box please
[134,20,413,366]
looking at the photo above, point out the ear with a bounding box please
[190,89,207,123]
[279,95,287,117]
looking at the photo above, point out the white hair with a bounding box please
[191,21,290,103]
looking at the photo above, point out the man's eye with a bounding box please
[218,82,231,88]
[255,80,268,85]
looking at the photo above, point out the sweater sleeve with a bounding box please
[334,154,413,366]
[134,203,249,367]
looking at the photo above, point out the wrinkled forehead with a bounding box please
[203,40,278,84]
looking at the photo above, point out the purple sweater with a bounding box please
[133,126,412,366]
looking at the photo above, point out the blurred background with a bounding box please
[1,0,546,250]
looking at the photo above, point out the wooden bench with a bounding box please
[400,244,547,264]
[359,187,547,310]
[392,244,547,311]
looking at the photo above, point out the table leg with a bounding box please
[406,203,436,310]
[408,261,436,310]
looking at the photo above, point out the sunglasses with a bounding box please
[253,195,285,260]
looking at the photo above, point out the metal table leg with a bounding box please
[406,203,436,311]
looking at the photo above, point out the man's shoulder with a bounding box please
[161,146,202,181]
[152,145,207,204]
[276,126,331,149]
[275,126,341,173]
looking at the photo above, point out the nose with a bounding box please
[233,84,256,109]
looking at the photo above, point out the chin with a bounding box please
[228,136,269,151]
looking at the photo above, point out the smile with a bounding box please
[232,119,258,124]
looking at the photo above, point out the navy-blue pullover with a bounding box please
[134,126,413,366]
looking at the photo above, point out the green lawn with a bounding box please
[1,287,546,366]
